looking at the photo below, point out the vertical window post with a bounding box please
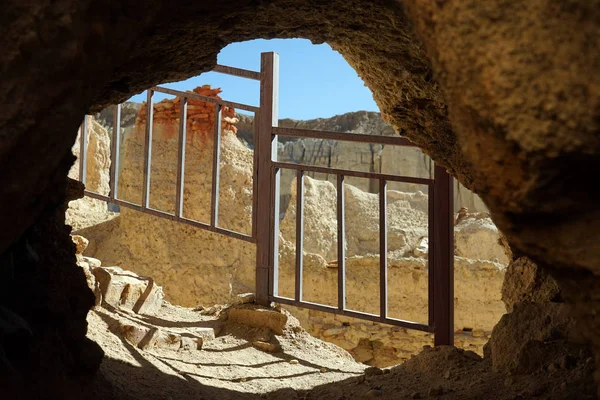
[433,165,454,346]
[255,52,279,306]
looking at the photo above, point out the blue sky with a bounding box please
[128,39,379,120]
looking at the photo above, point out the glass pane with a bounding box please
[276,168,295,299]
[148,92,179,214]
[344,177,380,315]
[217,109,254,235]
[179,93,214,224]
[386,183,429,326]
[118,90,147,206]
[279,172,338,307]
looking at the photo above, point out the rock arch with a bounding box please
[1,0,599,396]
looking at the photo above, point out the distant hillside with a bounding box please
[235,111,395,148]
[92,103,392,149]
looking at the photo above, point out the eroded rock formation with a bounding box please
[239,112,488,213]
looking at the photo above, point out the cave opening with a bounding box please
[1,2,598,399]
[68,38,508,383]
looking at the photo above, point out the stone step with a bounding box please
[119,321,215,352]
[92,266,164,316]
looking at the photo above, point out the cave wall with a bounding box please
[0,0,598,396]
[0,179,103,398]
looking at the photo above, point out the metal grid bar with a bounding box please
[142,90,154,209]
[213,64,261,80]
[251,112,259,239]
[379,179,388,319]
[271,296,433,333]
[79,116,88,186]
[109,104,121,200]
[272,162,433,185]
[270,168,281,297]
[295,169,304,302]
[211,103,222,227]
[151,86,259,113]
[83,190,255,243]
[337,174,346,310]
[272,126,417,147]
[433,165,454,346]
[256,52,279,305]
[428,182,435,327]
[175,97,187,218]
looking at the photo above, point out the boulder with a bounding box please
[455,217,508,264]
[227,305,288,335]
[501,257,561,312]
[93,267,163,315]
[485,302,574,374]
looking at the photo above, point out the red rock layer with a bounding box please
[135,85,238,146]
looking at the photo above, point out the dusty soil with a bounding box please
[85,301,596,400]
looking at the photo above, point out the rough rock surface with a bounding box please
[455,217,508,265]
[0,179,103,399]
[501,257,561,312]
[485,302,579,375]
[2,0,597,279]
[1,1,599,397]
[81,266,595,399]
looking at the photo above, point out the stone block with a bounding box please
[121,323,151,347]
[228,306,287,335]
[93,267,163,315]
[180,336,203,351]
[186,327,216,342]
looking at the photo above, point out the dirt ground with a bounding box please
[83,300,596,400]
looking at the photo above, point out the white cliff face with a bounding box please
[455,217,509,265]
[279,176,428,261]
[67,117,116,231]
[69,96,507,367]
[237,110,487,214]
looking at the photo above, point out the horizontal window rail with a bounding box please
[83,190,254,243]
[151,86,259,113]
[78,77,259,243]
[212,64,261,81]
[270,296,433,333]
[271,161,433,185]
[272,126,417,147]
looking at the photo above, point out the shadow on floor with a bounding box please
[86,309,597,400]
